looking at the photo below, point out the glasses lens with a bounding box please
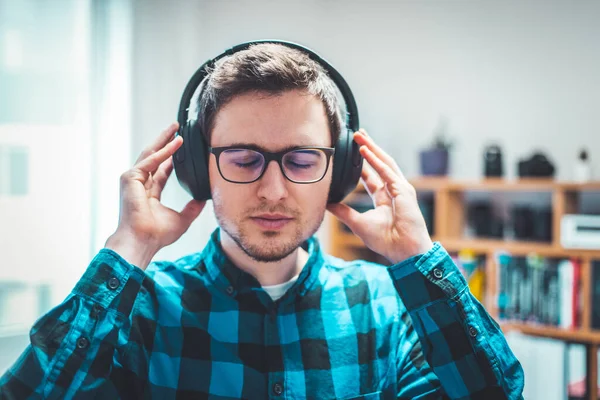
[219,149,265,182]
[282,149,328,182]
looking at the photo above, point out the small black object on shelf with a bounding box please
[512,206,534,239]
[517,152,556,178]
[467,201,504,238]
[484,144,504,177]
[532,208,553,242]
[511,205,553,242]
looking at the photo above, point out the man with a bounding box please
[0,43,524,399]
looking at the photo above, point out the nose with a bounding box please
[256,161,289,202]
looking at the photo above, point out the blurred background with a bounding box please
[1,0,599,398]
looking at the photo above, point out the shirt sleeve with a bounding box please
[0,248,146,399]
[388,242,525,400]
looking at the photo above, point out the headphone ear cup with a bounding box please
[328,128,363,203]
[173,121,212,201]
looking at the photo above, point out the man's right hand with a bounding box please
[104,122,206,270]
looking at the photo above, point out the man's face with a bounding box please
[209,89,333,262]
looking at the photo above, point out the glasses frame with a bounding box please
[209,145,336,184]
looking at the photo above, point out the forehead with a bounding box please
[210,90,331,149]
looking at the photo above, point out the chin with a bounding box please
[244,243,298,263]
[238,223,304,262]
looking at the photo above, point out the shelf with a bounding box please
[501,323,600,344]
[335,230,600,259]
[446,179,562,192]
[559,182,600,191]
[403,178,600,193]
[440,238,600,258]
[350,179,600,197]
[408,177,452,191]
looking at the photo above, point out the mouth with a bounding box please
[250,214,294,230]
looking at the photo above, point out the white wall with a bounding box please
[131,0,600,259]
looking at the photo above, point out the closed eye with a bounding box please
[234,159,262,168]
[287,161,314,169]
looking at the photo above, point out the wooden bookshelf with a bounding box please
[410,177,600,192]
[501,323,600,344]
[336,232,600,259]
[328,177,600,398]
[441,238,600,258]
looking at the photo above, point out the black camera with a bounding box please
[517,152,555,178]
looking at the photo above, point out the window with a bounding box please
[0,145,29,196]
[0,1,132,371]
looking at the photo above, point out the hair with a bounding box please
[191,43,345,146]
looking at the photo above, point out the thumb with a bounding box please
[179,199,206,226]
[327,203,363,235]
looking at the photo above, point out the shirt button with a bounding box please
[272,382,283,396]
[76,337,89,349]
[107,276,120,290]
[469,326,478,337]
[432,268,443,279]
[226,286,234,295]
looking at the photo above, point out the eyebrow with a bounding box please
[217,143,320,153]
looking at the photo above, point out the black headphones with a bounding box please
[172,40,363,203]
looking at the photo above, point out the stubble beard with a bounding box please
[215,204,326,263]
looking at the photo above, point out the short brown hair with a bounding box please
[192,43,344,146]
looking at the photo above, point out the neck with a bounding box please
[219,230,309,286]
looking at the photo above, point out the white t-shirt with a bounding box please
[262,274,299,301]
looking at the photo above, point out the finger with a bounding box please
[353,131,404,178]
[360,164,384,196]
[136,135,183,174]
[144,171,155,191]
[149,156,174,200]
[178,199,206,226]
[354,130,401,175]
[359,145,402,196]
[361,163,395,206]
[327,203,365,235]
[135,122,180,164]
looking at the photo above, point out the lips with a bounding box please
[253,214,293,220]
[250,214,293,230]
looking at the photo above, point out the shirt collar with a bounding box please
[200,227,325,302]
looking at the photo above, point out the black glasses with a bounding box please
[209,145,335,184]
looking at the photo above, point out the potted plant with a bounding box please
[419,118,454,176]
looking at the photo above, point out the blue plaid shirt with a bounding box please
[1,228,524,399]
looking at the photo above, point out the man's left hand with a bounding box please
[327,129,434,264]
